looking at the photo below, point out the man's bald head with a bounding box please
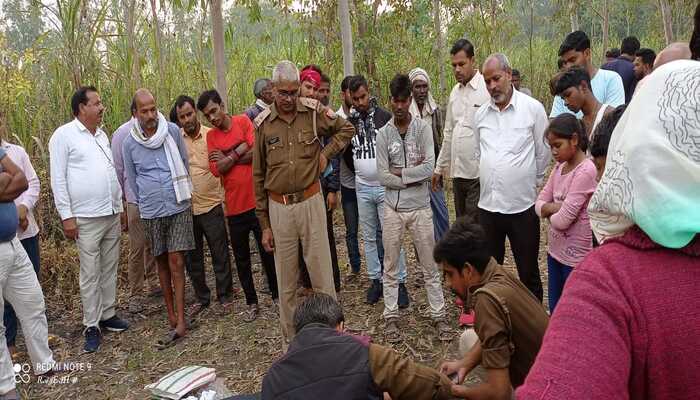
[131,88,156,113]
[132,88,159,134]
[653,42,691,70]
[482,53,514,108]
[482,53,512,73]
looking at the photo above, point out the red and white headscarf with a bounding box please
[300,68,321,89]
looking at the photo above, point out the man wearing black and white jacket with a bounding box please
[376,74,448,343]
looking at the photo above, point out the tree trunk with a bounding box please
[569,0,579,31]
[601,0,609,65]
[125,0,141,89]
[658,0,674,45]
[353,0,379,89]
[432,0,446,98]
[149,0,165,97]
[210,0,228,110]
[338,0,354,76]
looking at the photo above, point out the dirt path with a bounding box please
[19,192,550,399]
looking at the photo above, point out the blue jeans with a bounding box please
[429,188,449,241]
[547,254,573,313]
[356,183,406,282]
[4,234,41,347]
[340,185,361,273]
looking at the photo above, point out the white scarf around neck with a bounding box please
[130,112,192,203]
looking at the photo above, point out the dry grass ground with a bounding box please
[17,187,550,399]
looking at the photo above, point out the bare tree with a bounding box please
[211,0,228,109]
[601,0,609,64]
[658,0,674,45]
[432,0,446,97]
[338,0,354,76]
[569,0,579,31]
[125,0,141,89]
[149,0,166,95]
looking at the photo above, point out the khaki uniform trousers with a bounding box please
[269,192,336,341]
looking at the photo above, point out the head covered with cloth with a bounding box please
[588,59,700,248]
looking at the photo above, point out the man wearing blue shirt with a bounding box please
[550,31,625,119]
[601,36,640,103]
[123,89,194,347]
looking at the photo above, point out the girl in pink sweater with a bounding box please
[535,114,597,313]
[517,60,700,400]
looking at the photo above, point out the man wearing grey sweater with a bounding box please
[376,74,448,343]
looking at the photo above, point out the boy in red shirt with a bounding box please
[197,89,278,322]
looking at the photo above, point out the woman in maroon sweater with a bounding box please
[517,60,700,399]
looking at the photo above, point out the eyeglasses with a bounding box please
[277,90,299,99]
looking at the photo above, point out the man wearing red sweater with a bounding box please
[197,90,278,322]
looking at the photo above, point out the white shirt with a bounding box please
[49,119,123,220]
[1,141,40,240]
[475,89,550,214]
[435,71,491,179]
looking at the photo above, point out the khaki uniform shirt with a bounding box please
[252,97,355,229]
[369,343,453,398]
[182,125,223,216]
[468,259,549,387]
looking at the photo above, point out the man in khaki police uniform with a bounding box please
[253,60,355,341]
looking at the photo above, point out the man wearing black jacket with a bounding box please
[262,293,453,400]
[344,76,409,307]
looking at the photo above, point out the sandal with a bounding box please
[187,303,208,317]
[385,320,402,343]
[242,304,259,323]
[155,330,185,350]
[435,320,453,342]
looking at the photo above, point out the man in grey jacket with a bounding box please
[376,74,448,343]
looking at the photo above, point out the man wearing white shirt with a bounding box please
[49,86,129,353]
[432,39,491,224]
[474,54,550,301]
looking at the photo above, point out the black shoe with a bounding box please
[99,315,129,332]
[398,283,410,309]
[366,279,383,305]
[83,327,101,353]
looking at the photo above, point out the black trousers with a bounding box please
[479,206,543,301]
[185,204,234,305]
[227,209,279,304]
[299,189,341,292]
[453,177,480,224]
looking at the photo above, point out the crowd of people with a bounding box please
[0,5,698,399]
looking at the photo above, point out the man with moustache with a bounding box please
[295,67,342,294]
[172,95,235,316]
[436,219,548,399]
[252,61,354,342]
[49,86,129,353]
[473,54,550,301]
[337,76,362,281]
[408,67,449,242]
[432,39,491,226]
[122,89,194,347]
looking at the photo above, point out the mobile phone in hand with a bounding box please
[448,372,459,383]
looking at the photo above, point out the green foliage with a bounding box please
[0,0,694,240]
